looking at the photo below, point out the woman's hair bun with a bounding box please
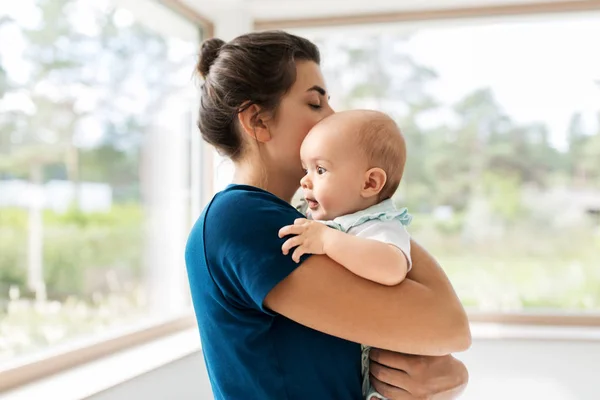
[197,38,226,79]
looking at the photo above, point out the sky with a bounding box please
[309,13,600,151]
[405,15,600,149]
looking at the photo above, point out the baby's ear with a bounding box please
[362,168,387,198]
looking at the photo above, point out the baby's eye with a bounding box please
[317,166,326,175]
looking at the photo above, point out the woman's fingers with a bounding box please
[369,359,411,393]
[369,348,415,372]
[370,350,468,399]
[369,374,412,399]
[282,236,304,255]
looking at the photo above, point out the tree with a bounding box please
[567,112,600,188]
[317,34,441,210]
[0,0,195,300]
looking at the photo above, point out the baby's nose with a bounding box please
[300,174,312,189]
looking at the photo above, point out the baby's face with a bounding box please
[299,118,368,221]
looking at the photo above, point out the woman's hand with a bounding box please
[369,349,468,400]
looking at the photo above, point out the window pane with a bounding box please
[307,15,600,312]
[0,0,199,365]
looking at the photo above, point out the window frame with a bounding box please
[254,0,600,31]
[468,311,600,327]
[0,0,213,393]
[0,315,196,393]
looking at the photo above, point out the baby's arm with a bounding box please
[279,219,409,286]
[324,228,408,286]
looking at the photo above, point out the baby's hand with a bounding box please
[278,218,331,263]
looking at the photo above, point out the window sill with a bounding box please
[470,322,600,342]
[0,327,201,400]
[467,310,600,327]
[2,319,599,400]
[0,315,197,394]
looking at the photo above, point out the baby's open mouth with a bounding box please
[305,197,319,209]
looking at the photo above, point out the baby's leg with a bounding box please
[361,345,388,400]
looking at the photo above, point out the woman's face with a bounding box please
[266,60,334,183]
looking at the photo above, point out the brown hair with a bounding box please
[196,31,320,160]
[357,112,406,201]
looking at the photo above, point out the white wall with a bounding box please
[87,337,600,400]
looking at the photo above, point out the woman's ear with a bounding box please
[237,104,272,143]
[361,167,387,198]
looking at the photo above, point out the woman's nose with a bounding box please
[322,104,335,119]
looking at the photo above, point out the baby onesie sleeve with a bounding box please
[351,219,412,271]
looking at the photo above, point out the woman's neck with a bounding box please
[233,162,299,203]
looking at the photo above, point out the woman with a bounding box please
[185,31,470,400]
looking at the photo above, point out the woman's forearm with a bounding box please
[400,239,471,354]
[265,241,471,355]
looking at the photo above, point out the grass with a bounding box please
[410,214,600,311]
[0,288,148,365]
[1,208,599,365]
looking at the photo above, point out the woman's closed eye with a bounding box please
[309,103,321,110]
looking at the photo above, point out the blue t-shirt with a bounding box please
[185,184,362,400]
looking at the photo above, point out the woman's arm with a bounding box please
[365,243,470,399]
[265,239,471,356]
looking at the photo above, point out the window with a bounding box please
[0,0,200,368]
[303,15,600,313]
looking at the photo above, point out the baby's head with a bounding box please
[300,109,406,220]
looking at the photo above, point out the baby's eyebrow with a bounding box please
[303,157,331,166]
[314,158,332,166]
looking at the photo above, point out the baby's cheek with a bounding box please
[320,194,345,218]
[316,189,334,208]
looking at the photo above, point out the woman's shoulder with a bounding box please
[209,184,293,216]
[203,184,301,237]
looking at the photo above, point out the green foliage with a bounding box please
[0,289,147,363]
[482,171,523,223]
[0,205,143,300]
[0,210,28,294]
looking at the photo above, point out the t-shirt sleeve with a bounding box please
[204,189,311,314]
[353,220,412,271]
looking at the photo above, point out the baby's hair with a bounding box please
[356,112,406,201]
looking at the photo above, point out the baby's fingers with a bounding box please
[278,224,304,238]
[291,246,307,263]
[281,236,303,255]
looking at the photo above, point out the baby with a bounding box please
[278,109,412,400]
